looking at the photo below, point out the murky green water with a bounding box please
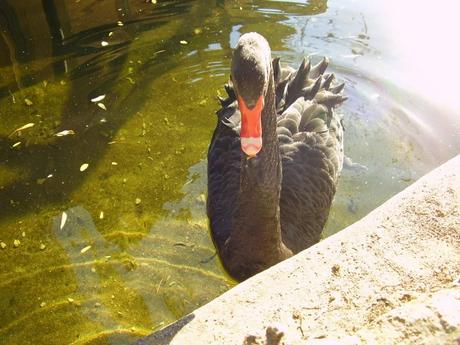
[1,0,459,344]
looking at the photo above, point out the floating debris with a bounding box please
[21,231,26,238]
[40,302,46,308]
[0,242,6,249]
[8,89,16,103]
[67,298,74,303]
[11,142,21,148]
[55,130,75,137]
[24,98,33,106]
[194,28,202,35]
[80,163,89,172]
[126,77,135,84]
[99,211,104,219]
[80,245,92,254]
[39,243,46,250]
[180,40,188,45]
[91,94,106,103]
[111,161,118,166]
[108,31,113,37]
[60,212,67,229]
[101,41,108,47]
[13,239,21,248]
[97,102,107,110]
[117,20,124,26]
[9,123,35,137]
[135,198,142,205]
[37,174,53,185]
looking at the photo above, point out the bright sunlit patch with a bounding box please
[375,0,460,111]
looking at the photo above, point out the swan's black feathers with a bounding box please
[208,55,345,254]
[310,57,329,79]
[330,82,345,94]
[322,73,335,90]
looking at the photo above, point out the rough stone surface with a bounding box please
[135,155,460,345]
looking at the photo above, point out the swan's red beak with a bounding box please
[238,95,263,157]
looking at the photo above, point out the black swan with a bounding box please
[207,33,346,281]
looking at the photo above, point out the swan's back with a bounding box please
[207,56,346,255]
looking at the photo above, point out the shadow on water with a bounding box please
[133,313,195,345]
[0,0,209,218]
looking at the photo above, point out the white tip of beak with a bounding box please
[241,137,262,157]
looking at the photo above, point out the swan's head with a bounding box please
[231,32,271,157]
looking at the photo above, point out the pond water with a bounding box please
[0,0,459,344]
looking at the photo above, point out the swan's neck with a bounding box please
[225,71,291,280]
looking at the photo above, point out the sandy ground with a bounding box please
[135,154,460,345]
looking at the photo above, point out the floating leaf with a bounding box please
[24,98,33,106]
[55,130,75,137]
[91,95,106,103]
[101,41,108,47]
[99,211,104,219]
[108,31,113,37]
[9,123,35,137]
[135,198,141,205]
[180,40,188,45]
[111,161,118,166]
[80,245,91,254]
[80,163,89,172]
[39,243,46,250]
[117,21,124,26]
[11,142,21,148]
[0,242,6,249]
[13,239,20,247]
[97,102,107,110]
[8,89,16,103]
[60,212,67,229]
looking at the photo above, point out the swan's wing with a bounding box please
[273,56,345,115]
[277,87,346,253]
[207,100,242,250]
